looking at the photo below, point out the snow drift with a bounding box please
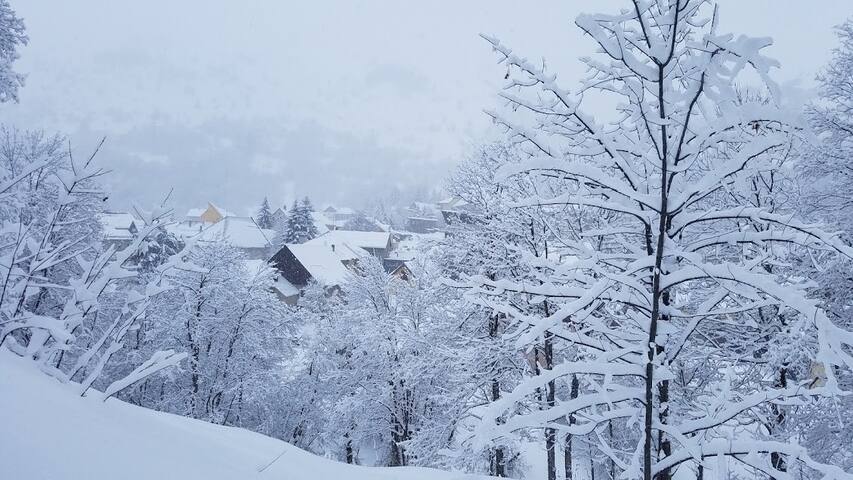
[0,352,488,480]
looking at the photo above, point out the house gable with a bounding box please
[200,203,225,224]
[269,246,313,287]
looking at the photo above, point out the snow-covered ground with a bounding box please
[0,352,489,480]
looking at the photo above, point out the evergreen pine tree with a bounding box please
[281,197,318,244]
[255,197,273,229]
[300,196,319,240]
[282,199,301,244]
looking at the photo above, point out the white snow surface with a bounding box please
[308,230,391,250]
[0,351,489,480]
[286,243,353,286]
[196,216,272,249]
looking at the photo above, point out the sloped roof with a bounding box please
[382,258,410,275]
[286,243,351,286]
[98,212,137,240]
[197,217,272,249]
[186,203,231,219]
[273,276,299,297]
[323,205,356,215]
[307,230,391,250]
[305,236,369,262]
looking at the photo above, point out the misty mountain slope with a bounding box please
[0,352,487,480]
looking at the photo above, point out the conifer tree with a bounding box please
[0,0,27,103]
[255,197,274,229]
[282,197,319,244]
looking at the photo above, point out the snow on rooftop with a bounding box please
[273,276,300,297]
[308,230,391,250]
[308,239,369,262]
[387,231,444,261]
[98,212,137,240]
[287,243,352,286]
[197,217,271,249]
[185,203,232,219]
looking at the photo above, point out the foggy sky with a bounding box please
[3,1,851,215]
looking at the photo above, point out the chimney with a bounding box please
[331,243,335,252]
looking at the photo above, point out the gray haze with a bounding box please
[3,1,851,214]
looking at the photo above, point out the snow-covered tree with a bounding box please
[466,2,853,480]
[805,19,853,225]
[141,239,293,429]
[282,197,318,244]
[255,197,274,229]
[796,18,853,473]
[0,129,186,397]
[294,253,460,467]
[129,225,184,274]
[0,0,27,103]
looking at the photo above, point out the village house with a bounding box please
[321,206,357,230]
[269,242,355,298]
[98,212,139,249]
[382,258,413,280]
[270,207,287,230]
[195,216,275,260]
[184,202,230,226]
[268,228,406,304]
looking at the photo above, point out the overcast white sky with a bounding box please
[3,1,852,214]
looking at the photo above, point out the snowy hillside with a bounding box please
[0,353,488,480]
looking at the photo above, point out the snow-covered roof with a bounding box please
[386,231,444,261]
[166,222,205,239]
[437,196,470,210]
[98,212,137,240]
[273,276,299,297]
[196,217,272,249]
[308,230,391,250]
[185,203,231,220]
[286,243,352,286]
[305,237,368,262]
[323,205,356,216]
[335,207,356,215]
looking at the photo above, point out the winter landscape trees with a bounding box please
[462,2,853,479]
[0,0,26,103]
[3,1,853,480]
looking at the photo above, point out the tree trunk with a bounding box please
[564,374,579,480]
[545,331,556,480]
[770,367,788,473]
[646,60,673,480]
[488,313,507,477]
[345,432,355,464]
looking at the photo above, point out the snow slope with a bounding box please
[0,352,488,480]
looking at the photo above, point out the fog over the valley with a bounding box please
[3,0,851,214]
